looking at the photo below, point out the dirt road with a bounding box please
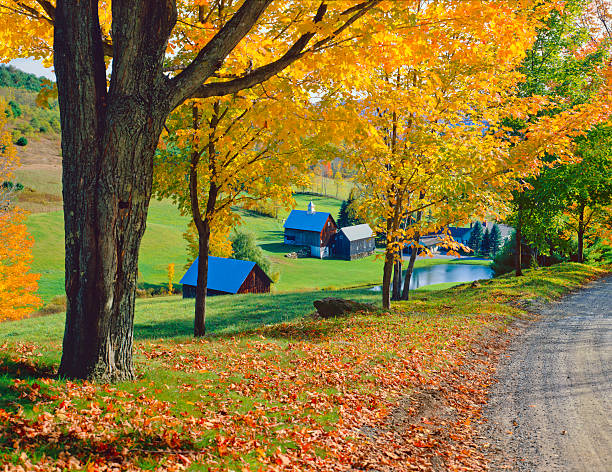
[483,275,612,471]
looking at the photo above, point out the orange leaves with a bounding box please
[0,100,41,321]
[0,305,522,471]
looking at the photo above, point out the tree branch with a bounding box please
[167,0,275,108]
[189,1,380,100]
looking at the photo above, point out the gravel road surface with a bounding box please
[483,275,612,471]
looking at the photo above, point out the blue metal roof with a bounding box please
[179,256,256,294]
[283,210,332,232]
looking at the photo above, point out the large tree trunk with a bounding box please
[52,0,353,381]
[391,242,402,301]
[381,250,394,310]
[401,236,419,300]
[55,0,175,382]
[194,224,211,337]
[515,201,523,277]
[577,204,585,263]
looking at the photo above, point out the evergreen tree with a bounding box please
[490,223,503,257]
[0,65,46,92]
[337,199,351,228]
[468,222,483,255]
[337,189,362,228]
[468,222,483,254]
[481,227,491,257]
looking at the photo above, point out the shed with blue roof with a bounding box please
[283,201,337,258]
[180,256,272,298]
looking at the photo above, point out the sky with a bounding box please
[7,58,55,80]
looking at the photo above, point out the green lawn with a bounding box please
[27,199,192,301]
[27,191,490,302]
[0,268,497,346]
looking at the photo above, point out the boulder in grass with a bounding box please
[313,298,378,318]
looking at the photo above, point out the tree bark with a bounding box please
[391,241,402,301]
[577,204,585,263]
[382,249,394,310]
[56,0,175,382]
[194,223,210,337]
[515,200,523,277]
[401,235,419,300]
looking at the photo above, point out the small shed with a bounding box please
[180,256,272,298]
[333,224,375,260]
[283,201,337,258]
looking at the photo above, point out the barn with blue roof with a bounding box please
[180,256,272,298]
[283,201,337,258]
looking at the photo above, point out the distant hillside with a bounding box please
[0,64,60,144]
[0,66,62,213]
[0,64,49,91]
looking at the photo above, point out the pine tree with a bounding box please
[337,190,362,228]
[337,199,351,228]
[490,224,503,256]
[481,227,491,257]
[468,222,483,255]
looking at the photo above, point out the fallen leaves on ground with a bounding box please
[0,309,517,472]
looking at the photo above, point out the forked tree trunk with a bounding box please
[55,0,175,381]
[401,209,421,301]
[401,235,419,300]
[381,199,403,309]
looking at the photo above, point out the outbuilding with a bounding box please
[283,201,337,258]
[180,256,272,298]
[333,224,375,260]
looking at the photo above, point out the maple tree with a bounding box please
[0,99,41,321]
[154,79,313,336]
[0,0,388,380]
[320,1,552,308]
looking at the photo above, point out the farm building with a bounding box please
[180,256,272,298]
[333,224,375,260]
[412,222,514,254]
[448,226,473,245]
[283,201,337,258]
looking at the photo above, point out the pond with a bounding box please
[370,263,494,291]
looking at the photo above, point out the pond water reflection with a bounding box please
[370,263,494,291]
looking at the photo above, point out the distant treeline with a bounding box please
[0,65,49,92]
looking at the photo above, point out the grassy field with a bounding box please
[27,200,192,301]
[0,263,605,470]
[27,192,489,302]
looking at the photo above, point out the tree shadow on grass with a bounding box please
[133,289,378,342]
[0,355,56,411]
[0,416,212,467]
[259,242,295,254]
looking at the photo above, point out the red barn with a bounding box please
[283,201,337,258]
